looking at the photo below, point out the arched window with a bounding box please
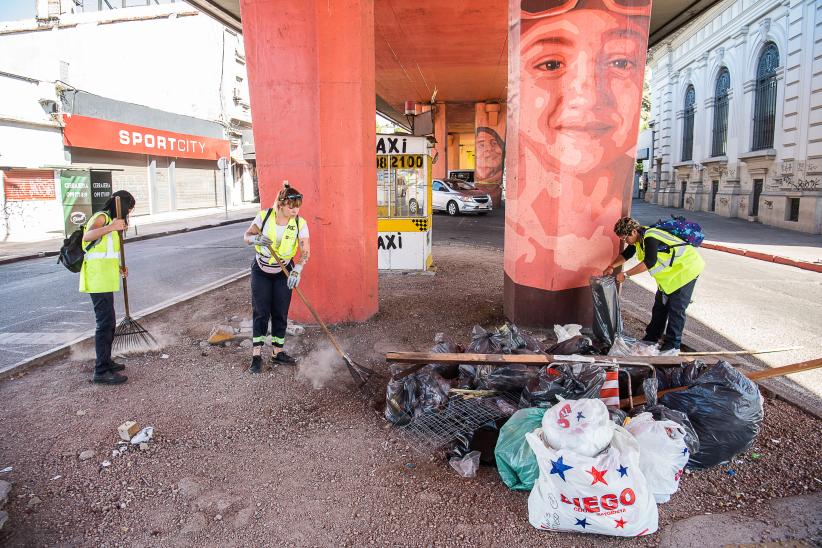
[681,85,696,161]
[711,68,730,157]
[752,43,779,151]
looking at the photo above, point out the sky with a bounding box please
[0,0,35,22]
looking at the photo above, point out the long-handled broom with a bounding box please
[269,252,376,387]
[112,196,158,354]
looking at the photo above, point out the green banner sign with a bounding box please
[60,170,91,236]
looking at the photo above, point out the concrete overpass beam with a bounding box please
[240,0,378,323]
[503,0,651,327]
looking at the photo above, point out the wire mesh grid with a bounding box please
[397,394,519,454]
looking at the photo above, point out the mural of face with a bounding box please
[505,0,651,302]
[475,127,505,183]
[520,6,647,174]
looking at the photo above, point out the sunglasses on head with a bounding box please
[521,0,652,19]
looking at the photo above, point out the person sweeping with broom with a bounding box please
[80,190,135,385]
[243,182,310,374]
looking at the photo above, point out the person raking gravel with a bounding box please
[243,181,310,373]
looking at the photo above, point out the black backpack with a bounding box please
[58,224,101,273]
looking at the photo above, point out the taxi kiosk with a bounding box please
[376,134,433,270]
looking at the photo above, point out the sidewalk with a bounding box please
[631,201,822,271]
[0,204,260,264]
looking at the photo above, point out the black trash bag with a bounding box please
[414,370,451,417]
[619,365,656,398]
[590,275,623,348]
[519,363,606,407]
[474,363,540,393]
[447,416,509,466]
[384,375,418,425]
[635,378,700,456]
[466,325,507,354]
[609,407,629,426]
[661,362,763,469]
[545,334,596,355]
[499,323,544,353]
[430,333,463,379]
[457,363,477,389]
[654,361,710,391]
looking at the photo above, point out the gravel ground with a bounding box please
[0,244,819,547]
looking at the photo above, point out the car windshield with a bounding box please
[446,180,476,191]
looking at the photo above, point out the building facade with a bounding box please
[644,0,822,234]
[0,1,255,241]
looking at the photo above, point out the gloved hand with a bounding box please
[251,234,273,247]
[287,263,303,289]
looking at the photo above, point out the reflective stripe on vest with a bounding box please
[635,227,704,294]
[254,209,300,264]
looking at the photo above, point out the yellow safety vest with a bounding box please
[254,209,300,264]
[635,227,704,295]
[79,212,122,294]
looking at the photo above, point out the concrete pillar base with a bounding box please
[504,274,593,328]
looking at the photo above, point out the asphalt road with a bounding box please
[0,223,252,371]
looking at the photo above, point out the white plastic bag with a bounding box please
[542,399,614,458]
[630,341,660,356]
[625,413,690,503]
[607,336,633,357]
[553,324,583,343]
[526,426,658,537]
[449,450,481,478]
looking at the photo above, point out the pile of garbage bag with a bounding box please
[383,325,765,538]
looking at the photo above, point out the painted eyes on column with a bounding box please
[535,59,564,72]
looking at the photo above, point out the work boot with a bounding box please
[92,371,128,385]
[249,355,262,374]
[272,351,297,365]
[107,360,126,372]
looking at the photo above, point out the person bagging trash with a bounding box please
[79,190,135,385]
[603,216,704,355]
[243,182,310,373]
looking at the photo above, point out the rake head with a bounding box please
[113,315,159,355]
[343,355,378,388]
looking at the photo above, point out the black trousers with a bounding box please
[251,261,292,350]
[90,292,116,375]
[643,278,697,350]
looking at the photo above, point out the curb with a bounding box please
[0,216,255,267]
[0,269,251,382]
[620,299,822,421]
[701,242,822,273]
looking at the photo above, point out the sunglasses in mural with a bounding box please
[521,0,652,18]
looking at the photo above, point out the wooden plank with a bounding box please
[679,346,802,357]
[619,357,822,409]
[384,351,726,367]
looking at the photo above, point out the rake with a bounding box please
[112,196,158,355]
[269,252,376,387]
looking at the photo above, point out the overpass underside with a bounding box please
[239,0,653,327]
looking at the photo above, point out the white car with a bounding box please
[431,178,492,216]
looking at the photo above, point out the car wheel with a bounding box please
[408,199,418,215]
[447,201,459,216]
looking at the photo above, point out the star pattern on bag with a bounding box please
[617,465,629,477]
[549,456,573,481]
[587,466,608,486]
[575,517,588,529]
[576,411,585,421]
[682,447,689,455]
[675,468,684,482]
[614,517,627,529]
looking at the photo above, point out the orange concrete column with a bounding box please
[447,133,460,172]
[474,102,506,207]
[432,102,448,179]
[240,0,378,323]
[504,0,651,327]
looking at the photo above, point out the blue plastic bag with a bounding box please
[494,407,546,491]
